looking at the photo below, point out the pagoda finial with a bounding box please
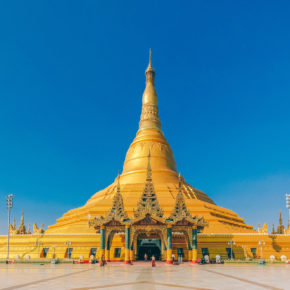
[145,49,155,77]
[139,50,161,131]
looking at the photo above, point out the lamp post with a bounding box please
[228,240,235,260]
[258,241,266,259]
[65,241,72,259]
[286,194,290,227]
[6,194,14,260]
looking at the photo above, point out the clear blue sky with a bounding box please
[0,1,290,234]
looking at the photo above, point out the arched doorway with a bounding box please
[137,239,161,260]
[131,225,167,261]
[136,232,162,260]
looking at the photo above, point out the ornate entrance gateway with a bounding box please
[89,153,206,263]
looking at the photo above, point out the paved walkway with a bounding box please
[0,262,289,290]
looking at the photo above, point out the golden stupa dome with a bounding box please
[47,52,254,234]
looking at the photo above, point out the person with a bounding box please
[144,253,148,261]
[172,253,175,263]
[100,254,105,267]
[152,255,156,267]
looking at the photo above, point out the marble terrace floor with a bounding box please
[0,262,289,290]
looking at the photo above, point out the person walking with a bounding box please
[152,255,156,267]
[144,253,148,261]
[172,253,175,263]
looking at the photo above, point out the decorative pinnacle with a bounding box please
[21,210,24,224]
[178,173,182,193]
[145,49,155,76]
[116,174,121,194]
[279,210,283,225]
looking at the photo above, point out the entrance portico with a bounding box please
[89,156,206,263]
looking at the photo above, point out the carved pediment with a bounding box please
[133,214,165,226]
[174,218,192,226]
[104,219,124,227]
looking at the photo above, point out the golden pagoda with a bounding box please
[1,52,290,262]
[47,52,253,236]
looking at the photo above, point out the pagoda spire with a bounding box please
[17,210,26,234]
[168,174,191,221]
[279,210,283,225]
[122,51,178,177]
[116,173,121,193]
[272,224,275,234]
[276,210,285,234]
[104,174,128,222]
[134,151,163,218]
[146,48,153,74]
[20,210,24,225]
[139,49,161,131]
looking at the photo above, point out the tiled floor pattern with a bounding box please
[0,262,289,290]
